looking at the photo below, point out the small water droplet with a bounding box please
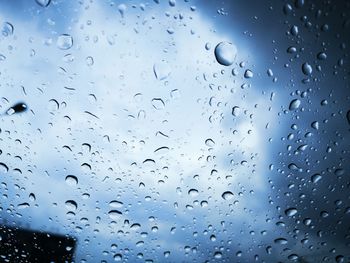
[57,34,73,50]
[114,253,123,261]
[153,61,171,80]
[214,41,237,66]
[118,4,127,17]
[2,22,14,36]
[232,106,240,117]
[151,98,165,110]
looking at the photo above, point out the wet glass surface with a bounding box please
[0,0,350,262]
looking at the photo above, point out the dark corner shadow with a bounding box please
[0,225,76,263]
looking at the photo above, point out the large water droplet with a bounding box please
[214,41,237,66]
[109,200,123,208]
[17,203,30,209]
[188,189,199,197]
[302,62,312,75]
[6,102,28,115]
[0,162,9,173]
[65,175,78,186]
[289,99,301,110]
[285,208,298,216]
[35,0,51,7]
[109,210,122,220]
[221,191,234,200]
[57,34,73,50]
[65,200,78,211]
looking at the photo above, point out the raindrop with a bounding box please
[346,110,350,125]
[118,4,127,17]
[86,56,94,66]
[232,106,240,117]
[214,251,222,259]
[109,210,122,220]
[274,238,288,245]
[285,208,298,217]
[2,22,14,37]
[153,61,171,80]
[205,138,215,147]
[151,98,165,110]
[109,200,123,208]
[17,203,30,209]
[65,200,78,211]
[35,0,51,7]
[311,121,319,130]
[0,162,9,173]
[311,173,322,183]
[65,175,78,186]
[289,99,300,110]
[244,69,253,78]
[188,189,199,197]
[57,34,73,50]
[214,41,237,66]
[302,62,312,75]
[6,102,28,115]
[114,253,123,261]
[222,191,234,200]
[317,52,327,60]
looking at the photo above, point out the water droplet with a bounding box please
[29,193,36,202]
[222,191,234,200]
[302,62,312,75]
[17,203,30,209]
[6,102,28,115]
[244,69,253,78]
[109,200,123,208]
[151,98,165,110]
[65,175,78,186]
[285,208,298,216]
[317,52,327,60]
[213,251,222,259]
[311,173,322,183]
[109,210,122,220]
[153,61,171,80]
[65,200,77,211]
[290,25,299,36]
[57,34,73,50]
[274,238,288,245]
[35,0,51,7]
[0,162,9,173]
[114,253,123,261]
[188,189,199,197]
[86,56,94,66]
[2,22,14,37]
[232,106,240,117]
[169,0,176,7]
[288,254,299,261]
[214,41,237,66]
[289,99,301,110]
[118,4,127,17]
[346,110,350,125]
[311,121,319,130]
[205,138,215,147]
[334,169,344,176]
